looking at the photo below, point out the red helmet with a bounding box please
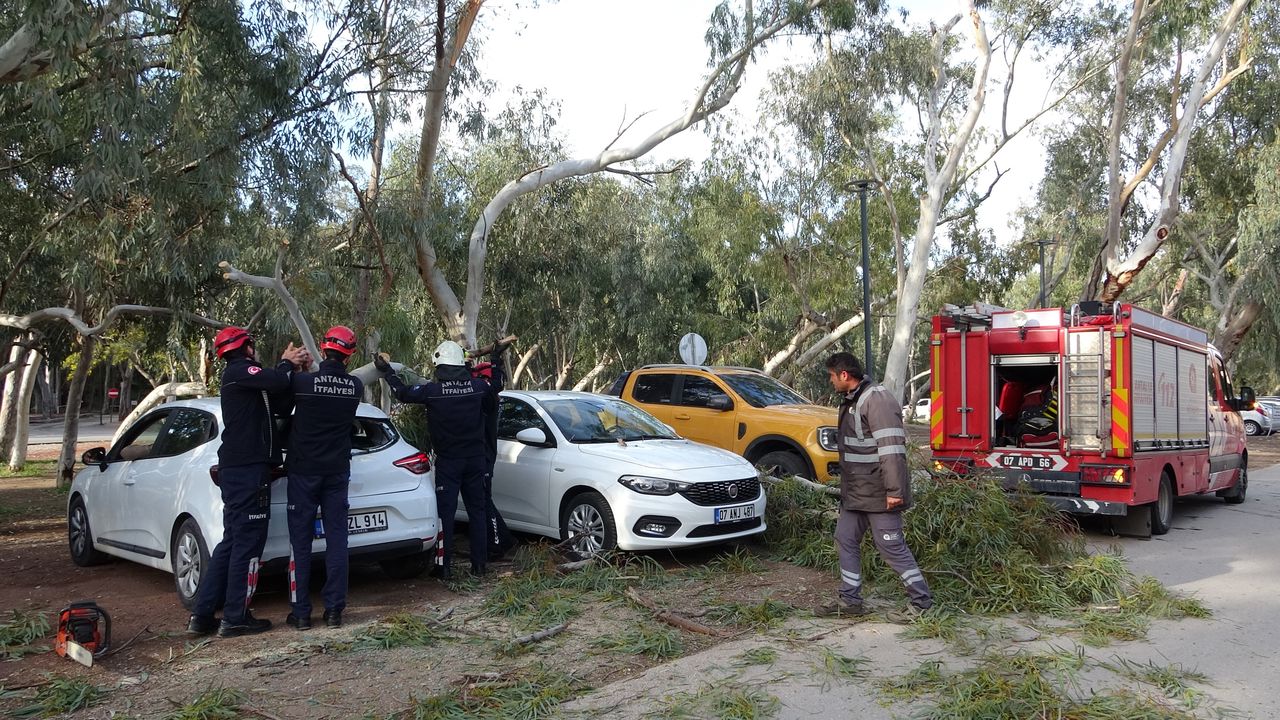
[470,361,493,379]
[213,327,253,358]
[321,325,357,356]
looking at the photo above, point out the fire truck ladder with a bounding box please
[1064,322,1108,452]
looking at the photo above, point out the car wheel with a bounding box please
[171,518,210,611]
[1223,462,1247,505]
[381,551,431,580]
[1243,420,1260,436]
[1150,472,1174,536]
[561,491,617,555]
[756,450,809,480]
[68,496,109,567]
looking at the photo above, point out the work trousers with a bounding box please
[193,463,271,623]
[287,472,351,618]
[835,508,932,609]
[436,455,489,573]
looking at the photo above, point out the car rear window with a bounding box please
[632,373,676,404]
[352,417,397,453]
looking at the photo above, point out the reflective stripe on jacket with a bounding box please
[837,380,911,512]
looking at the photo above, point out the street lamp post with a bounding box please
[847,179,875,378]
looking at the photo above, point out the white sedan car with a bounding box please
[68,398,440,609]
[486,391,767,554]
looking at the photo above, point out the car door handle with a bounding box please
[674,413,691,420]
[124,471,138,486]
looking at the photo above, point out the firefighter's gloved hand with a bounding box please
[373,352,392,374]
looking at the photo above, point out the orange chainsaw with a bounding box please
[55,601,110,667]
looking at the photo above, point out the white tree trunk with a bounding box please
[8,349,43,470]
[1096,0,1252,301]
[762,319,822,376]
[0,340,24,456]
[110,382,207,447]
[220,258,320,368]
[572,356,611,392]
[882,5,991,401]
[779,313,868,385]
[512,343,540,389]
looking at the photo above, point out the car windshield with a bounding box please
[718,372,809,408]
[541,397,678,443]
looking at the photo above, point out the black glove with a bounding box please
[373,353,391,374]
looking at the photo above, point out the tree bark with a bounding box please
[1214,302,1263,362]
[7,348,42,470]
[779,312,869,386]
[571,355,611,392]
[512,343,540,389]
[1091,0,1252,302]
[762,318,822,376]
[220,256,320,368]
[0,305,225,336]
[58,336,95,489]
[882,5,991,401]
[0,340,25,457]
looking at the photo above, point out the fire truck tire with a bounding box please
[1223,463,1247,504]
[756,451,809,480]
[1151,473,1174,535]
[1243,420,1261,436]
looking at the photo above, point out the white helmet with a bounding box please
[433,340,466,366]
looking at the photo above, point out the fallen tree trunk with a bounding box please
[624,587,727,637]
[111,382,207,446]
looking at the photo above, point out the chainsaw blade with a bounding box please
[64,640,94,667]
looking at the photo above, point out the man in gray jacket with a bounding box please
[814,352,933,618]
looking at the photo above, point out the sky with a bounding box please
[436,0,1054,246]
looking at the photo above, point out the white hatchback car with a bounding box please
[68,398,440,609]
[486,391,767,554]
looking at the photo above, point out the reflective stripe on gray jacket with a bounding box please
[837,380,911,512]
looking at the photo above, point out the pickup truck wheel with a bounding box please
[1223,463,1247,504]
[1151,472,1174,535]
[756,451,809,480]
[1243,420,1261,436]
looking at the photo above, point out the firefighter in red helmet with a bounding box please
[283,326,363,630]
[188,327,308,638]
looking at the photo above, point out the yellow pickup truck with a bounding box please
[606,364,839,481]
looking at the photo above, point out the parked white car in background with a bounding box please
[68,398,440,609]
[902,398,930,424]
[486,391,767,554]
[1241,401,1274,436]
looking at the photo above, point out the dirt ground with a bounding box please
[3,433,1276,718]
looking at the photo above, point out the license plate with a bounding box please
[714,503,755,523]
[1001,454,1055,470]
[315,510,389,538]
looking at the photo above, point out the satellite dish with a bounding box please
[679,333,708,366]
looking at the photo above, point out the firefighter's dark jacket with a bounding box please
[286,358,364,475]
[384,356,503,460]
[218,357,294,468]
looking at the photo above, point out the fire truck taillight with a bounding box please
[931,459,972,476]
[1081,465,1129,485]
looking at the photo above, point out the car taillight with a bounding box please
[393,452,432,474]
[1256,405,1268,417]
[209,465,220,485]
[1081,465,1129,485]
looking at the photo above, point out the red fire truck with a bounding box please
[928,302,1252,536]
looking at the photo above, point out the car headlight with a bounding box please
[818,426,839,452]
[618,475,691,495]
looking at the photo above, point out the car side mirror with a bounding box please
[515,427,552,447]
[81,447,106,468]
[1239,386,1256,409]
[707,395,733,411]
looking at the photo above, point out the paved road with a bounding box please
[565,463,1279,719]
[25,417,120,446]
